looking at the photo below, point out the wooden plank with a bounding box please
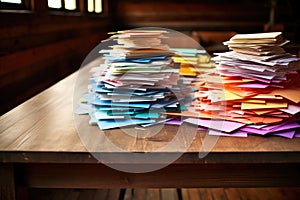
[27,188,300,200]
[0,12,109,40]
[210,188,227,200]
[30,0,47,11]
[197,188,213,200]
[0,32,107,114]
[109,0,269,32]
[145,189,160,200]
[116,21,265,32]
[223,188,241,200]
[24,163,300,188]
[160,189,178,200]
[0,33,104,77]
[0,164,15,200]
[132,188,147,200]
[2,152,300,165]
[188,188,202,200]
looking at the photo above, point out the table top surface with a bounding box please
[1,58,300,164]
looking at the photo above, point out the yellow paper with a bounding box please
[241,101,288,110]
[179,64,197,76]
[240,99,266,104]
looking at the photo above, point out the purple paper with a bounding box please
[263,122,300,132]
[198,126,207,131]
[241,122,300,136]
[295,129,300,138]
[164,119,182,126]
[272,129,296,139]
[184,118,245,133]
[240,126,270,135]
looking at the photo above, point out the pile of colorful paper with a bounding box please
[81,29,193,130]
[174,32,300,138]
[76,30,300,138]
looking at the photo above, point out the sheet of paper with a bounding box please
[208,129,248,137]
[262,121,300,132]
[74,103,92,115]
[164,119,183,125]
[280,103,300,115]
[94,110,125,120]
[97,119,155,130]
[240,126,269,135]
[241,101,287,110]
[272,129,296,139]
[270,88,300,103]
[184,118,245,133]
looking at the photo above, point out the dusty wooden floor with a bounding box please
[28,188,300,200]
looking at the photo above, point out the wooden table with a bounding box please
[1,59,300,200]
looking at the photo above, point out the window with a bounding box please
[64,0,76,10]
[0,0,22,3]
[87,0,102,13]
[0,0,26,9]
[47,0,77,11]
[1,0,103,14]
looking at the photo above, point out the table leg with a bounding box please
[0,164,16,200]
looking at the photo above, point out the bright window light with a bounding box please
[48,0,62,9]
[95,0,102,13]
[65,0,76,10]
[87,0,94,12]
[1,0,22,3]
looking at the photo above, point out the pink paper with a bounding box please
[237,83,269,88]
[280,104,300,115]
[208,129,248,137]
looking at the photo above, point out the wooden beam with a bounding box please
[0,164,16,200]
[30,0,48,12]
[25,163,300,188]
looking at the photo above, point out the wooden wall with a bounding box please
[108,0,299,46]
[109,0,269,32]
[109,0,298,31]
[0,1,110,114]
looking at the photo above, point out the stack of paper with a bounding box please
[171,48,214,77]
[76,31,300,138]
[172,32,300,138]
[214,32,298,86]
[81,30,193,130]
